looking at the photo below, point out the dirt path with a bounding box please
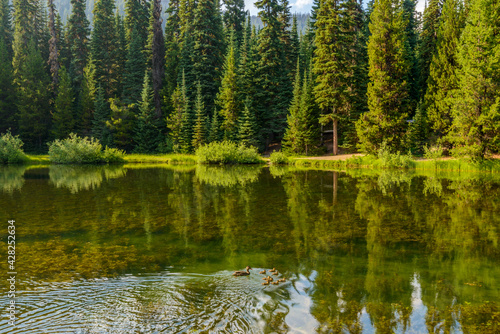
[294,153,365,161]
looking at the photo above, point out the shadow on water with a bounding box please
[0,165,499,333]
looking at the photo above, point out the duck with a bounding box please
[232,266,252,276]
[269,268,276,273]
[259,270,266,274]
[272,281,279,285]
[272,271,279,276]
[262,281,269,285]
[268,276,273,282]
[262,277,269,280]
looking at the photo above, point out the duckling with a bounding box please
[269,268,276,273]
[259,270,266,274]
[262,281,269,285]
[272,271,279,276]
[262,277,269,280]
[272,281,279,285]
[268,276,273,282]
[281,277,286,282]
[232,266,252,276]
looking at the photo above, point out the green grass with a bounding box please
[124,154,198,164]
[25,155,51,164]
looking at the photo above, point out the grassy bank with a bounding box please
[124,154,198,164]
[289,155,500,173]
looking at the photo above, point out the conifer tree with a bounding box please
[16,40,51,151]
[290,15,300,77]
[238,99,258,147]
[92,85,112,146]
[167,84,184,151]
[12,0,37,82]
[216,32,240,141]
[67,0,90,93]
[222,0,246,45]
[448,0,500,157]
[147,0,165,117]
[356,0,411,154]
[425,0,464,137]
[0,0,12,50]
[192,81,206,150]
[114,12,127,96]
[47,0,59,87]
[134,72,162,153]
[209,108,222,143]
[406,101,428,155]
[56,14,70,71]
[163,0,182,117]
[0,36,16,133]
[283,61,304,154]
[124,0,149,44]
[108,98,135,150]
[122,28,146,106]
[402,0,418,112]
[90,0,119,97]
[191,0,225,114]
[77,58,96,136]
[417,0,442,100]
[52,66,75,139]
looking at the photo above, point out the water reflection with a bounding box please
[0,166,499,333]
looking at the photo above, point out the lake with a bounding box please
[0,164,499,333]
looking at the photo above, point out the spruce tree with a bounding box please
[122,28,146,106]
[77,58,96,136]
[417,0,442,101]
[90,0,119,98]
[52,66,75,139]
[163,0,182,117]
[167,85,184,151]
[356,0,411,154]
[124,0,149,44]
[114,12,127,97]
[16,40,51,152]
[92,85,112,146]
[238,99,258,147]
[424,0,464,138]
[283,60,304,154]
[0,36,16,133]
[209,108,222,143]
[67,0,90,93]
[108,98,135,150]
[134,72,162,153]
[192,81,206,150]
[402,0,419,112]
[146,0,165,118]
[47,0,59,87]
[448,0,500,157]
[191,0,225,114]
[216,32,240,141]
[0,0,12,50]
[222,0,246,45]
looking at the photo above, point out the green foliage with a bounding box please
[77,58,96,136]
[0,36,16,134]
[107,98,135,151]
[191,81,207,151]
[238,100,258,147]
[134,72,162,153]
[195,141,262,164]
[52,66,75,139]
[91,85,112,146]
[356,0,411,154]
[67,0,90,90]
[269,151,289,165]
[0,131,28,164]
[406,102,428,156]
[48,133,124,163]
[377,141,413,168]
[208,108,222,143]
[423,144,444,160]
[122,28,146,106]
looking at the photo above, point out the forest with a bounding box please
[0,0,499,158]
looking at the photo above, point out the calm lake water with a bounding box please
[0,164,499,333]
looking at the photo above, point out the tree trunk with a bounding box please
[333,117,338,155]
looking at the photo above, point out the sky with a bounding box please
[244,0,427,16]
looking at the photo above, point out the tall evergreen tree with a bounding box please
[356,0,411,154]
[114,12,127,97]
[92,85,112,146]
[77,58,96,136]
[0,36,16,133]
[47,0,59,87]
[191,0,225,114]
[90,0,119,97]
[448,0,500,158]
[238,98,258,147]
[52,66,75,139]
[124,0,149,44]
[67,0,90,93]
[134,71,162,153]
[417,0,442,100]
[216,32,240,141]
[0,0,12,50]
[147,0,165,117]
[425,0,464,138]
[163,0,182,117]
[192,81,207,150]
[209,107,222,143]
[222,0,246,45]
[402,0,419,112]
[16,40,51,151]
[122,28,146,106]
[283,61,304,154]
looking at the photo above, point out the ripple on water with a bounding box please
[0,270,297,334]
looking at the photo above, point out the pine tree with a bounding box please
[92,85,112,146]
[52,66,75,139]
[208,108,222,143]
[238,99,258,147]
[283,60,303,154]
[67,0,90,93]
[47,0,59,87]
[191,0,225,115]
[114,12,127,97]
[122,28,146,106]
[356,0,411,154]
[222,0,246,45]
[192,81,206,150]
[12,0,37,82]
[134,72,162,153]
[124,0,149,44]
[167,84,185,151]
[402,0,419,112]
[90,0,119,97]
[290,15,300,78]
[406,101,428,155]
[146,0,165,117]
[0,0,12,50]
[0,36,16,133]
[16,40,51,152]
[425,0,464,137]
[216,32,240,141]
[163,0,182,117]
[448,0,500,158]
[77,58,96,136]
[417,0,442,101]
[108,98,135,150]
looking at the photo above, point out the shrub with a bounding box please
[48,133,124,164]
[269,151,289,165]
[423,145,444,160]
[377,141,414,168]
[0,131,28,164]
[195,141,263,164]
